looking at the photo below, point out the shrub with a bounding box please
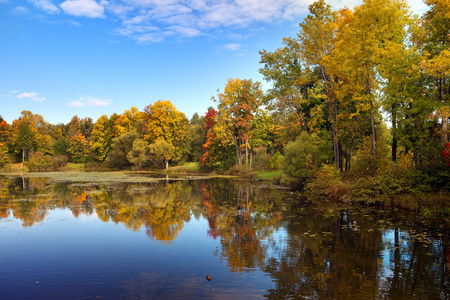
[26,152,68,172]
[283,132,330,186]
[253,150,283,171]
[306,164,347,200]
[228,165,257,179]
[346,156,420,203]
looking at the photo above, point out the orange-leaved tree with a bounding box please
[213,78,262,167]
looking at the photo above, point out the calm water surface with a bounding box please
[0,176,449,299]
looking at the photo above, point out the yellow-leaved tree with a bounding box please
[113,107,144,137]
[91,115,114,161]
[142,100,188,165]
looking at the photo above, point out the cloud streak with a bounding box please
[26,0,312,42]
[224,43,241,51]
[25,0,427,43]
[67,96,112,107]
[17,92,45,102]
[28,0,60,14]
[108,0,312,42]
[60,0,105,18]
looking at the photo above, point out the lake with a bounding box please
[0,176,449,299]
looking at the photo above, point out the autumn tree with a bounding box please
[420,0,450,146]
[259,1,339,168]
[0,142,9,168]
[11,111,53,168]
[91,115,114,161]
[142,100,188,164]
[300,0,342,169]
[67,115,81,137]
[68,133,89,163]
[0,117,10,145]
[79,117,94,142]
[113,107,144,137]
[213,78,262,167]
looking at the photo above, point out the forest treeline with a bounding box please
[0,0,449,201]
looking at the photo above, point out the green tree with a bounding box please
[106,131,139,169]
[283,131,330,185]
[127,139,150,170]
[148,139,174,169]
[186,113,207,162]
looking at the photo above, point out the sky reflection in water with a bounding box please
[0,177,448,299]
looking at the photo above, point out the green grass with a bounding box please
[166,162,200,172]
[64,163,85,171]
[256,170,282,180]
[180,162,200,171]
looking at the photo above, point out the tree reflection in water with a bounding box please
[0,175,448,298]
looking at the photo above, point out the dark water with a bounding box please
[0,176,449,299]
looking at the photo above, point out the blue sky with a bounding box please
[0,0,428,125]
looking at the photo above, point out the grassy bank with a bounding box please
[255,170,282,181]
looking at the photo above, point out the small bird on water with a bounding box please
[206,275,211,281]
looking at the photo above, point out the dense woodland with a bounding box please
[1,0,449,202]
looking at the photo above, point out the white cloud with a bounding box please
[326,0,427,15]
[224,43,241,51]
[107,0,314,42]
[13,0,428,44]
[168,25,201,37]
[60,0,105,18]
[28,0,60,14]
[67,96,112,107]
[17,92,45,102]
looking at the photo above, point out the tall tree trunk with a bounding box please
[392,111,397,162]
[235,141,241,165]
[442,114,448,146]
[165,158,169,169]
[245,140,249,166]
[332,123,340,170]
[366,77,376,158]
[371,106,376,158]
[21,148,25,170]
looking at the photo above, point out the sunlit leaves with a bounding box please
[68,133,89,163]
[91,115,114,161]
[143,100,189,163]
[113,106,144,137]
[213,78,263,166]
